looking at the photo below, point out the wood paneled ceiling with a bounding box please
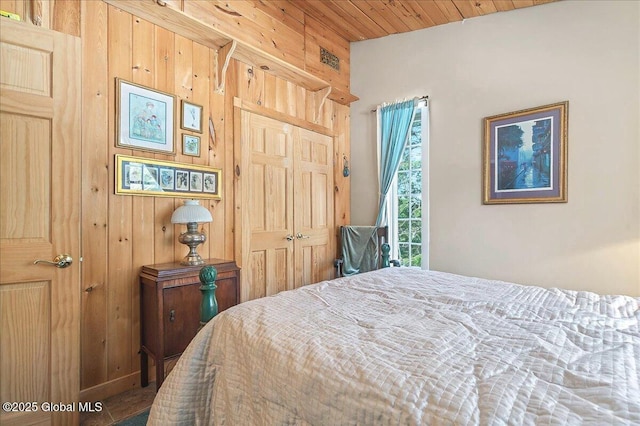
[283,0,558,42]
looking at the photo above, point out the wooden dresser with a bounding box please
[139,258,240,391]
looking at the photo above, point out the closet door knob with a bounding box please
[285,234,294,241]
[33,254,73,268]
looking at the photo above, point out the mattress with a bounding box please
[148,267,640,425]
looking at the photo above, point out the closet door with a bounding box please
[236,109,335,302]
[294,127,334,287]
[237,110,295,301]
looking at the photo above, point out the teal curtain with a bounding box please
[376,99,417,226]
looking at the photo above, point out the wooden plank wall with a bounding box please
[1,0,351,402]
[74,2,351,400]
[0,0,80,35]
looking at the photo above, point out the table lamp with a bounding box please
[171,200,212,266]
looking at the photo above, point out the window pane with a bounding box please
[397,171,410,195]
[399,244,410,267]
[410,195,421,217]
[410,112,421,145]
[411,220,421,243]
[411,170,422,194]
[410,146,421,168]
[398,147,410,171]
[411,252,422,267]
[398,196,410,219]
[398,219,410,241]
[410,131,420,146]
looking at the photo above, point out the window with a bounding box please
[386,103,429,268]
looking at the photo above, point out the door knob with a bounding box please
[285,234,294,241]
[33,254,73,268]
[296,233,310,239]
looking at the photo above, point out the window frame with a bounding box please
[386,102,429,269]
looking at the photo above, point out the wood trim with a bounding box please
[31,0,43,26]
[102,0,358,105]
[215,40,236,94]
[79,371,145,403]
[314,86,332,124]
[233,97,334,137]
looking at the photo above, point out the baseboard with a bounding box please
[79,370,155,402]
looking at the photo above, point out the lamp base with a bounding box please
[178,222,207,266]
[180,253,206,266]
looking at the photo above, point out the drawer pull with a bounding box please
[169,309,175,322]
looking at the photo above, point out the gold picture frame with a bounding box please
[115,154,221,199]
[483,101,568,204]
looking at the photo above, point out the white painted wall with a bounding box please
[350,0,640,296]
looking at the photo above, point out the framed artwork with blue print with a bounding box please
[483,101,568,204]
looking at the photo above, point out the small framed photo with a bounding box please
[181,100,203,133]
[190,171,203,192]
[175,170,189,191]
[483,101,568,204]
[182,134,201,157]
[203,172,217,194]
[124,163,142,190]
[116,78,176,154]
[159,168,175,190]
[142,166,160,191]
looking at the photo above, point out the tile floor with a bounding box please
[80,384,156,425]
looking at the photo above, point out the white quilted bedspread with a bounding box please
[148,268,640,425]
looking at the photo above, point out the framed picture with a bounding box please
[116,78,176,154]
[483,101,568,204]
[116,154,222,199]
[203,172,218,194]
[182,134,201,157]
[159,168,175,190]
[181,100,203,133]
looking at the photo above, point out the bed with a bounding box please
[148,267,640,425]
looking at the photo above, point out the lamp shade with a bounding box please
[171,200,212,224]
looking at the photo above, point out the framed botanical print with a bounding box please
[181,100,203,133]
[182,134,201,157]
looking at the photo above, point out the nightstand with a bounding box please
[139,258,240,391]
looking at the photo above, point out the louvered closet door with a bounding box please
[236,110,335,302]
